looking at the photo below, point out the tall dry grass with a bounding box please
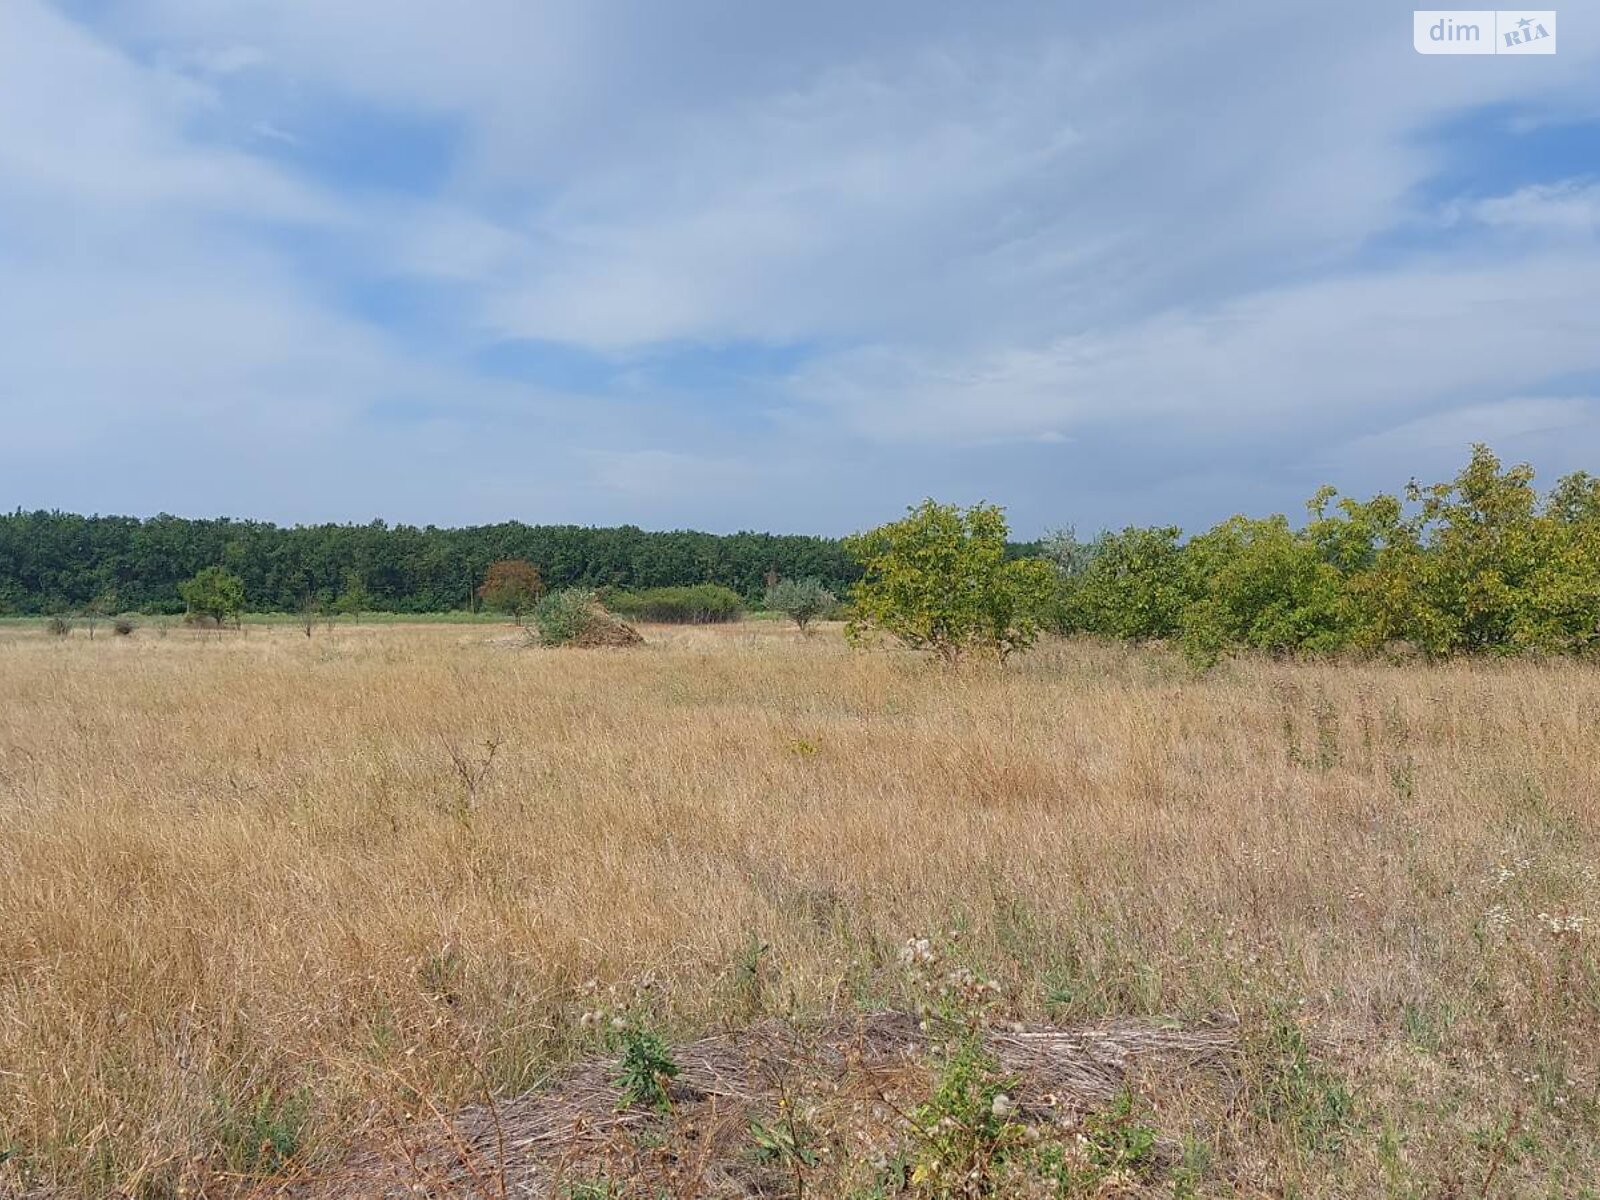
[0,622,1595,1195]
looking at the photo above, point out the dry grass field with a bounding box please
[1,622,1596,1197]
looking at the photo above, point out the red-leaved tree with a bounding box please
[478,559,544,624]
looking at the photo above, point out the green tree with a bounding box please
[1514,468,1600,652]
[0,510,859,616]
[764,576,835,632]
[477,559,544,624]
[1546,470,1600,524]
[178,567,245,627]
[1178,515,1351,667]
[1068,526,1191,641]
[1305,486,1405,577]
[1373,444,1545,656]
[1302,486,1413,651]
[843,500,1057,662]
[1513,513,1600,652]
[337,570,370,621]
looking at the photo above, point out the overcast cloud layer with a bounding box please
[3,1,1598,535]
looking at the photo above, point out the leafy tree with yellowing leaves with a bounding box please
[844,501,1056,663]
[1299,446,1600,657]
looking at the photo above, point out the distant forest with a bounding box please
[11,447,1598,662]
[0,512,863,614]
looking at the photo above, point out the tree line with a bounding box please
[0,514,860,616]
[1046,445,1600,663]
[842,445,1600,665]
[7,446,1598,664]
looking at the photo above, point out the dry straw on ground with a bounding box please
[298,1012,1237,1198]
[0,622,1595,1196]
[565,608,644,648]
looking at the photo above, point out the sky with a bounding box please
[2,2,1598,537]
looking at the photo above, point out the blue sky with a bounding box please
[2,2,1598,536]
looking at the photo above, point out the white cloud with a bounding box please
[1335,396,1597,455]
[251,120,301,146]
[0,2,331,221]
[1448,180,1600,236]
[0,1,557,521]
[786,250,1600,448]
[106,2,1569,353]
[182,43,269,77]
[2,0,1599,531]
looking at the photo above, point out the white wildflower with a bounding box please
[1537,912,1588,935]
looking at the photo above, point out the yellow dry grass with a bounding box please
[0,622,1596,1196]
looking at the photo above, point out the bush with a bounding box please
[112,617,136,637]
[531,589,644,647]
[603,584,743,624]
[1052,445,1600,666]
[46,615,70,637]
[844,500,1057,663]
[1065,526,1191,641]
[532,588,596,646]
[609,1021,680,1113]
[1176,515,1352,668]
[764,577,836,631]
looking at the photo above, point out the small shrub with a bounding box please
[893,936,1029,1196]
[335,570,370,621]
[733,931,770,1016]
[1081,1087,1158,1174]
[749,1114,819,1168]
[45,615,71,637]
[532,589,642,647]
[604,584,743,624]
[905,1033,1025,1195]
[764,576,836,631]
[610,1022,680,1113]
[533,588,599,645]
[112,617,135,637]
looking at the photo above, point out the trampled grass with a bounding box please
[0,623,1595,1195]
